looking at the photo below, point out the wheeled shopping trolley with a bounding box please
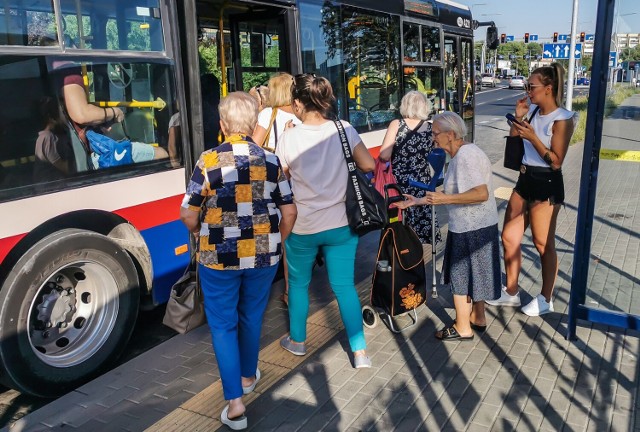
[362,185,427,333]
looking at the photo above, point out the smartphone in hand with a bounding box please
[505,113,522,126]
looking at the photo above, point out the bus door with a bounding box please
[228,8,293,92]
[443,34,474,141]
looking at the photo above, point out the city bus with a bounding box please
[0,0,488,397]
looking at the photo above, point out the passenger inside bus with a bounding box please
[56,63,168,170]
[34,97,75,182]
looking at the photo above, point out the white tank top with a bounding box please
[522,105,575,167]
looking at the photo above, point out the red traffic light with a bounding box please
[524,33,530,43]
[500,33,506,44]
[580,32,585,42]
[553,32,558,43]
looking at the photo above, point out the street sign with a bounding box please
[558,34,570,42]
[509,54,516,60]
[585,34,595,41]
[528,34,539,42]
[609,51,617,67]
[542,43,582,59]
[498,55,504,60]
[506,35,514,42]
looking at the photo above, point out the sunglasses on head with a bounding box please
[524,83,546,91]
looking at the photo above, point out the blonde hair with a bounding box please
[218,92,258,136]
[267,72,294,107]
[399,91,432,120]
[433,111,467,140]
[249,85,269,110]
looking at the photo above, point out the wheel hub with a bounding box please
[36,285,75,328]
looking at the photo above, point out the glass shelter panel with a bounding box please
[583,16,640,316]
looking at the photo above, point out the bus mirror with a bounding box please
[486,26,499,50]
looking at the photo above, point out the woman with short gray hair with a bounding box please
[394,110,501,341]
[379,90,441,247]
[180,91,297,429]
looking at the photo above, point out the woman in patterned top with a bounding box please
[394,112,500,341]
[180,92,297,430]
[378,91,441,249]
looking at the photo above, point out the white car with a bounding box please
[509,76,526,90]
[481,73,496,88]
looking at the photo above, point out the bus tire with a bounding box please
[0,229,140,397]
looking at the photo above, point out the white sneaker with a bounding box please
[521,294,554,316]
[485,286,521,307]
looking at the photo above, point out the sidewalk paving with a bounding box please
[7,102,640,431]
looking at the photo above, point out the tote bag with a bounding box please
[162,260,206,334]
[334,120,385,236]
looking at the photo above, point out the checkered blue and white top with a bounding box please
[182,134,294,270]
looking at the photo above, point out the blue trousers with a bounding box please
[199,263,278,400]
[285,226,366,352]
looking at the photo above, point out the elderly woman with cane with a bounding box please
[180,92,296,430]
[394,111,500,340]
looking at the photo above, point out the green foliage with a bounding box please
[495,42,543,76]
[620,45,640,62]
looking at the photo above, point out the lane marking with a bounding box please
[600,149,640,162]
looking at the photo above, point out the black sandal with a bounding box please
[470,322,487,332]
[435,326,474,341]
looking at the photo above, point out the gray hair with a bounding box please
[218,92,258,136]
[399,91,432,120]
[432,111,467,140]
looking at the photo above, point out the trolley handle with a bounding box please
[383,184,405,204]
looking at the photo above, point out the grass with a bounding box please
[570,84,640,144]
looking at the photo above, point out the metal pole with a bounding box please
[566,0,579,110]
[431,206,438,298]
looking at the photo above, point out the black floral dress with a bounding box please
[391,119,442,245]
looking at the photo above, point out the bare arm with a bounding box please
[252,125,268,146]
[64,83,124,126]
[403,184,488,207]
[180,207,200,234]
[378,119,400,162]
[352,142,375,173]
[278,203,297,242]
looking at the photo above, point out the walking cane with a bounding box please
[409,147,447,298]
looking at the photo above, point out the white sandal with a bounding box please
[221,405,247,430]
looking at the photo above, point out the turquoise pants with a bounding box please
[285,226,366,352]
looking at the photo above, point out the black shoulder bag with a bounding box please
[334,120,385,236]
[503,106,540,171]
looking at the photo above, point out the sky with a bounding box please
[452,0,640,42]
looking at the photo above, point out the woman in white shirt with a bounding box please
[253,72,301,152]
[486,63,575,317]
[276,74,375,368]
[395,111,500,341]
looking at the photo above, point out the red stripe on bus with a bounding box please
[114,195,184,231]
[0,234,27,263]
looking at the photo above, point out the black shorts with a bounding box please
[514,165,564,204]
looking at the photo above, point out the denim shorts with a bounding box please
[514,165,564,204]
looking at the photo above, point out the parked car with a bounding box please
[509,76,526,90]
[481,73,496,88]
[576,77,590,86]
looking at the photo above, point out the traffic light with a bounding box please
[553,32,558,43]
[580,32,585,42]
[524,33,529,43]
[501,33,506,44]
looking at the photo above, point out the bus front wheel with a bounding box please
[0,229,140,397]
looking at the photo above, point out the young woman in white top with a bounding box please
[253,72,301,152]
[276,74,375,368]
[486,63,575,316]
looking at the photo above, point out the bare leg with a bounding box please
[502,191,529,295]
[529,202,561,302]
[227,397,245,418]
[470,301,487,326]
[452,295,473,337]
